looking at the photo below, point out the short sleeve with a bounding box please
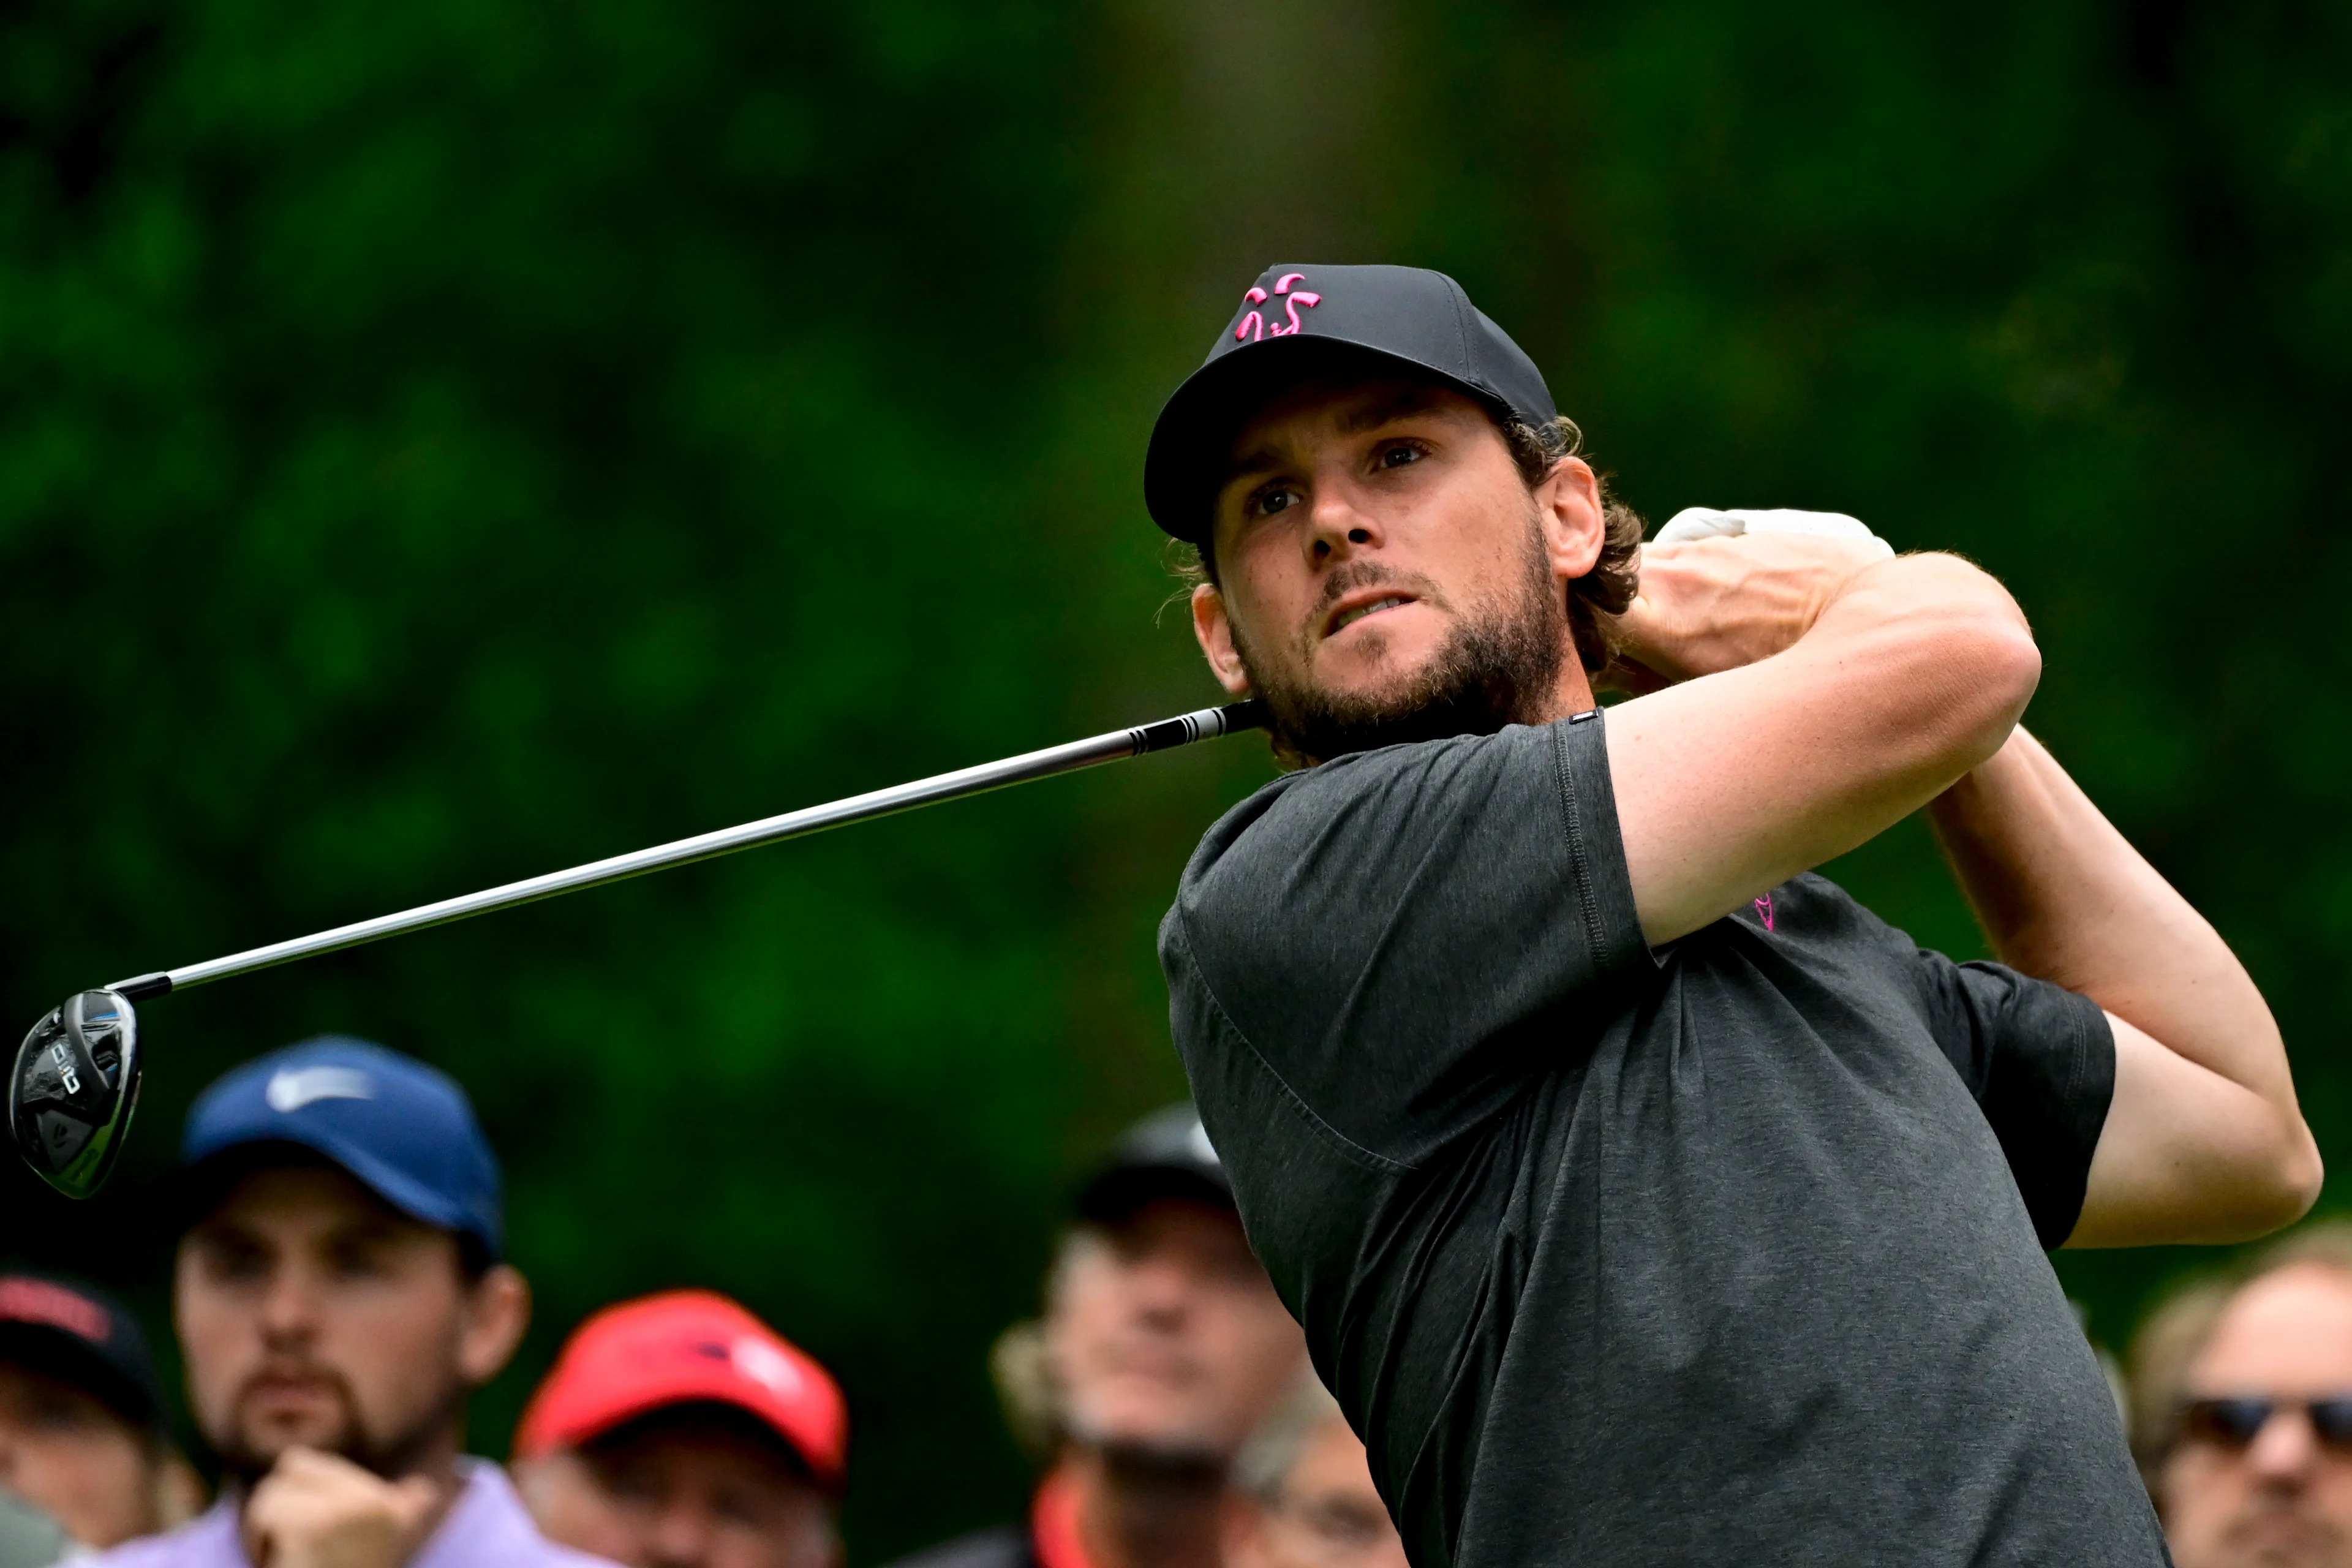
[1163,711,1649,1168]
[1912,951,2117,1247]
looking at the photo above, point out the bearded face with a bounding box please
[1226,517,1567,766]
[174,1164,498,1487]
[1191,377,1589,767]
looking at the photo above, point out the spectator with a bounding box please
[91,1035,613,1567]
[0,1273,203,1551]
[1224,1377,1403,1568]
[511,1290,845,1568]
[2129,1221,2352,1567]
[889,1104,1306,1568]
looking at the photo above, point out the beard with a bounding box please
[209,1360,464,1488]
[1061,1407,1228,1486]
[1234,513,1570,767]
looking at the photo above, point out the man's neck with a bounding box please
[1063,1445,1227,1568]
[1549,653,1599,720]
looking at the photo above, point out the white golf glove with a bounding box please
[1651,507,1895,560]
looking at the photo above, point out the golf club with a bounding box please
[10,699,1266,1200]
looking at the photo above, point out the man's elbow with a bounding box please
[2272,1122,2326,1227]
[2209,1120,2324,1244]
[1924,610,2041,769]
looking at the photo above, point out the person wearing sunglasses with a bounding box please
[2129,1224,2352,1566]
[1224,1376,1403,1568]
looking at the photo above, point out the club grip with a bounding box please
[1129,699,1267,755]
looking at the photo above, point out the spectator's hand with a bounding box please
[243,1448,442,1568]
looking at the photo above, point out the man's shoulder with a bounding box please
[527,1544,626,1568]
[446,1462,624,1567]
[1177,724,1567,895]
[81,1506,238,1566]
[515,1531,626,1568]
[876,1522,1034,1568]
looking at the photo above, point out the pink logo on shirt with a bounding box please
[1754,894,1775,931]
[1233,273,1322,342]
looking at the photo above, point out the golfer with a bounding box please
[1145,263,2321,1565]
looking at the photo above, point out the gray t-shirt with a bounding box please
[1159,711,2166,1567]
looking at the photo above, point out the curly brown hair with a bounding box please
[1169,410,1645,674]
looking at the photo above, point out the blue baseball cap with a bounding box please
[181,1036,503,1259]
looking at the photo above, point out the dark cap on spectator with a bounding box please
[1074,1103,1232,1224]
[181,1036,503,1260]
[0,1273,165,1430]
[514,1291,848,1490]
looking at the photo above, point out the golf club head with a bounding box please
[9,989,141,1199]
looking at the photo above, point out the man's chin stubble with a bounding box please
[216,1385,459,1485]
[1243,605,1568,766]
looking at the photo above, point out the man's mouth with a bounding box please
[1325,592,1418,638]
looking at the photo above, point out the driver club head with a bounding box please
[9,989,141,1199]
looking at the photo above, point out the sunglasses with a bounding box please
[2180,1396,2352,1450]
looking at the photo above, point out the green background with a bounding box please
[4,0,2347,1556]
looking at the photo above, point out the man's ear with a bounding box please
[1537,457,1606,584]
[458,1264,531,1385]
[1191,583,1255,696]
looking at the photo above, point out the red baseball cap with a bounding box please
[514,1291,846,1488]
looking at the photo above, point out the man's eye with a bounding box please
[203,1245,270,1282]
[713,1487,776,1528]
[26,1392,102,1433]
[1251,487,1299,518]
[326,1246,394,1280]
[1378,443,1423,469]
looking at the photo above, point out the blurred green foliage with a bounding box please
[2,0,2348,1556]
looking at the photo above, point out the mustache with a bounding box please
[210,1359,367,1488]
[235,1357,358,1401]
[1304,562,1450,641]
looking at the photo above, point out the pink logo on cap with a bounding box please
[1233,273,1322,342]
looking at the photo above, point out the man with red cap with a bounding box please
[511,1291,846,1568]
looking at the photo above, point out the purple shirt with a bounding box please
[90,1461,617,1568]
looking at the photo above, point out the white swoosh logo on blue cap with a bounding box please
[265,1066,373,1113]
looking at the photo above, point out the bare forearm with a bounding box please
[1611,545,2039,943]
[1932,729,2318,1245]
[1928,729,2293,1113]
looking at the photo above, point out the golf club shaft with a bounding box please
[109,700,1265,1001]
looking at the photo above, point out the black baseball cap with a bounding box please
[1074,1103,1233,1224]
[1144,263,1560,544]
[0,1273,165,1430]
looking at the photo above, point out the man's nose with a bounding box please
[255,1265,322,1341]
[1125,1256,1204,1323]
[2246,1406,2323,1482]
[1306,486,1381,563]
[646,1499,717,1568]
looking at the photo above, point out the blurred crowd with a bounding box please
[1,1033,2345,1568]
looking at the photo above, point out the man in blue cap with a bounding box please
[93,1037,613,1568]
[1147,265,2320,1565]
